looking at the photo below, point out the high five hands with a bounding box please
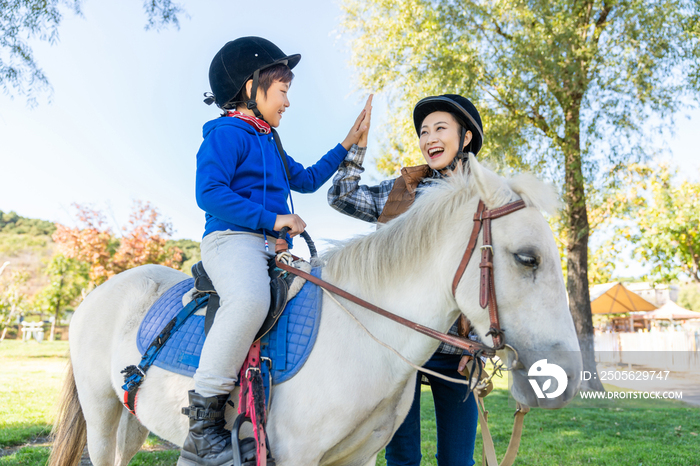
[341,94,373,150]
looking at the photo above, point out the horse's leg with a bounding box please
[81,393,124,465]
[115,408,150,466]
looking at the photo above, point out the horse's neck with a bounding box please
[324,262,461,373]
[321,196,480,377]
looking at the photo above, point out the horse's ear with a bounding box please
[468,153,511,208]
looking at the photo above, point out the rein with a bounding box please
[274,260,490,356]
[275,197,527,359]
[277,197,530,466]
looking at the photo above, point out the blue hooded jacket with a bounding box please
[195,117,347,239]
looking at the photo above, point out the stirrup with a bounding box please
[231,414,276,466]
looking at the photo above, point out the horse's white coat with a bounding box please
[67,155,581,466]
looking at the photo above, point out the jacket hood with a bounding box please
[202,116,257,138]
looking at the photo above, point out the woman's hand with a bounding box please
[341,94,373,150]
[274,214,306,237]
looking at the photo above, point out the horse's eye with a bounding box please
[514,253,539,269]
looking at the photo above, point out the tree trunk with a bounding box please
[0,304,17,342]
[50,299,61,342]
[563,104,604,392]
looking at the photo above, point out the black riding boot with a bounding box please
[177,390,235,466]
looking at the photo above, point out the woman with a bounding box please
[328,94,483,466]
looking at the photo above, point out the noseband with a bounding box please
[452,199,527,353]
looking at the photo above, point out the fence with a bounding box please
[594,330,700,371]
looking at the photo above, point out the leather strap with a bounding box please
[276,198,527,357]
[481,200,527,220]
[477,392,529,466]
[452,200,486,296]
[452,199,527,351]
[247,68,264,120]
[275,260,497,357]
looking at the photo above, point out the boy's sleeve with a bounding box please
[196,128,278,231]
[284,143,348,194]
[327,145,395,223]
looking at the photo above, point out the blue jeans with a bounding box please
[385,352,478,466]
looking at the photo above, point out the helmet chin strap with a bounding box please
[246,69,266,120]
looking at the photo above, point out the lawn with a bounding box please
[0,340,179,466]
[1,340,699,465]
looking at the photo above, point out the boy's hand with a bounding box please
[274,214,306,237]
[341,94,373,150]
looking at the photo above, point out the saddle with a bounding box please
[190,256,309,340]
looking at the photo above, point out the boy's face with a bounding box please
[257,80,291,128]
[419,111,472,171]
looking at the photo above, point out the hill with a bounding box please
[0,210,56,296]
[0,210,201,301]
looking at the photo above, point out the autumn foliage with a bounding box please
[53,201,182,285]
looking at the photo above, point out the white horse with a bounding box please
[49,154,582,466]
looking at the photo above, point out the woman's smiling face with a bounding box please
[419,111,471,171]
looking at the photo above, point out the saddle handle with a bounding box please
[275,227,318,259]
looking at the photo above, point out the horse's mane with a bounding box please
[322,163,558,292]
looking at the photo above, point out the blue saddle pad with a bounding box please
[137,268,323,385]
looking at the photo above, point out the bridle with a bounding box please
[274,197,527,359]
[451,199,527,354]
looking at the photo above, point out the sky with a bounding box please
[0,0,698,265]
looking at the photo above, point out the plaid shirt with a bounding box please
[328,145,480,355]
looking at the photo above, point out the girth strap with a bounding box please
[121,294,209,416]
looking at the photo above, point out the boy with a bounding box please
[181,36,370,466]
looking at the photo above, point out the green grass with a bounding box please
[2,341,699,465]
[0,447,50,465]
[375,370,700,466]
[0,341,68,449]
[129,449,181,465]
[0,341,179,465]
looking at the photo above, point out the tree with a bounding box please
[612,163,700,283]
[678,283,700,311]
[52,204,116,284]
[112,200,183,272]
[34,254,88,340]
[341,0,700,390]
[0,268,30,341]
[0,209,56,235]
[166,238,201,276]
[53,201,183,285]
[1,0,183,104]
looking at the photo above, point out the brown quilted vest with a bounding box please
[377,164,432,224]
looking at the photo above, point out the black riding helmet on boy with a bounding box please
[413,94,483,171]
[204,36,301,119]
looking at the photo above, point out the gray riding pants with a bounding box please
[193,230,273,397]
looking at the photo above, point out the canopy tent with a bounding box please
[589,282,658,315]
[643,301,700,320]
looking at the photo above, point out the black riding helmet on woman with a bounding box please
[412,93,484,172]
